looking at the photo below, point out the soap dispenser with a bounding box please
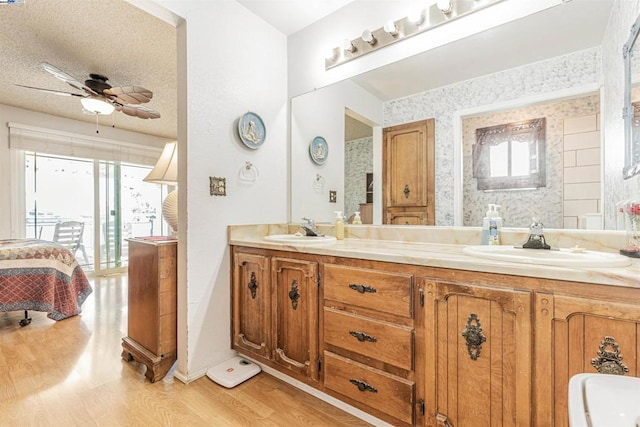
[481,204,494,245]
[353,211,362,225]
[488,205,502,245]
[334,211,344,240]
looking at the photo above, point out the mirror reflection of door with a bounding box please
[383,118,435,225]
[344,112,374,223]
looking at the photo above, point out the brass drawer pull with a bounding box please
[591,336,629,375]
[288,279,300,310]
[349,378,378,393]
[349,283,377,294]
[247,272,258,299]
[349,330,377,343]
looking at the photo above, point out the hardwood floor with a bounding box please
[0,275,370,426]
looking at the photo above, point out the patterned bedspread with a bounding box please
[0,239,92,321]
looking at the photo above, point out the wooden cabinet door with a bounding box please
[272,257,319,381]
[424,280,532,427]
[387,208,428,225]
[232,252,271,359]
[534,293,640,427]
[383,118,435,225]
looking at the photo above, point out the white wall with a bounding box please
[291,79,382,223]
[0,104,170,239]
[287,0,562,98]
[602,0,640,229]
[141,0,288,380]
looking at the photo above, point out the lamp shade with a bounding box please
[144,141,178,185]
[145,141,178,233]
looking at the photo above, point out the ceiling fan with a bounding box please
[16,62,160,119]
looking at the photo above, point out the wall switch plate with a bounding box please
[329,190,337,203]
[210,176,226,196]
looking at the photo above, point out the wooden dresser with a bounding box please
[122,237,177,382]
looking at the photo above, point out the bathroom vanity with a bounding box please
[229,224,640,427]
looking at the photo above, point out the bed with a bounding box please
[0,238,92,325]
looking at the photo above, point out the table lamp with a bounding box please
[144,141,178,233]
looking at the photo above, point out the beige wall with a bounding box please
[563,114,601,229]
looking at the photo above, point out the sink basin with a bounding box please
[463,245,631,268]
[569,373,640,427]
[264,234,337,245]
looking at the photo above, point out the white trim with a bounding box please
[10,149,24,238]
[8,122,163,166]
[452,83,602,226]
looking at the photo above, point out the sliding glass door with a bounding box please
[24,152,166,274]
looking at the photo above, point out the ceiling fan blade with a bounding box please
[115,104,161,119]
[41,62,97,95]
[104,86,153,105]
[14,84,85,97]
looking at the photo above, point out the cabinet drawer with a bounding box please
[324,264,413,318]
[324,308,413,370]
[324,351,414,425]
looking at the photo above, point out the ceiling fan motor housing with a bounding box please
[85,74,111,93]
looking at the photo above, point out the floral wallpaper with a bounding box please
[344,137,373,219]
[462,94,599,229]
[602,0,640,229]
[384,47,601,225]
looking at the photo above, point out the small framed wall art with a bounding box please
[309,136,328,165]
[238,112,266,149]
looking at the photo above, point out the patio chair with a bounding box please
[53,221,89,263]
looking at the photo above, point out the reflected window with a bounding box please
[473,118,546,191]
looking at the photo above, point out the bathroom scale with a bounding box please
[206,356,261,388]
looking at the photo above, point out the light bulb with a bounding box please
[383,20,398,36]
[342,38,355,52]
[408,9,424,24]
[325,46,337,60]
[437,0,453,14]
[361,29,376,45]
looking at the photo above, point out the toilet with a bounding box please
[569,373,640,426]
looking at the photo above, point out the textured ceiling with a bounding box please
[0,0,177,139]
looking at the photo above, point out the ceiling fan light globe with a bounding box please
[80,97,115,115]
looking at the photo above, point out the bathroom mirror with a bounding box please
[290,0,617,229]
[623,14,640,179]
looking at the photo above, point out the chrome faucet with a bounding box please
[301,217,323,237]
[521,217,551,250]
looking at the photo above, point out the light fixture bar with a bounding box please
[325,0,504,70]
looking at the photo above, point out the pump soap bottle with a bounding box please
[334,211,345,240]
[488,205,502,245]
[481,204,493,245]
[353,211,362,225]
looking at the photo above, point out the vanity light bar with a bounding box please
[325,0,504,70]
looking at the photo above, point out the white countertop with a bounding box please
[228,224,640,289]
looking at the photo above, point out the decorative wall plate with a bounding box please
[238,112,266,149]
[309,136,328,165]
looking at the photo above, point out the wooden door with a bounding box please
[534,293,640,427]
[383,119,435,225]
[424,280,532,427]
[272,257,319,381]
[232,252,271,359]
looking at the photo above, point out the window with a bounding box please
[472,118,546,191]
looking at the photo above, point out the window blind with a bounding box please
[8,122,163,166]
